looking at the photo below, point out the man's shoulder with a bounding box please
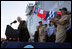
[20,20,26,23]
[21,20,26,22]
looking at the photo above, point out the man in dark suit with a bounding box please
[17,17,30,42]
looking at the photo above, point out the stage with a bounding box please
[1,41,71,48]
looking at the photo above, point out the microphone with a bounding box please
[10,20,17,25]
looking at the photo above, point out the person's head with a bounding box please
[38,21,42,26]
[59,9,62,12]
[45,24,47,27]
[59,7,67,15]
[50,18,55,23]
[49,19,54,26]
[17,17,22,23]
[50,21,54,26]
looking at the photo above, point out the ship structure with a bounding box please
[25,1,71,41]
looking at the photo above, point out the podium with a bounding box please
[5,25,19,38]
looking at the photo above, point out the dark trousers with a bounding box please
[19,35,28,42]
[65,28,71,42]
[46,34,55,42]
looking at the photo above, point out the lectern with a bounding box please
[5,25,19,40]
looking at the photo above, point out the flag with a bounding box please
[43,10,49,21]
[33,6,38,14]
[43,10,46,20]
[37,9,43,18]
[46,11,55,21]
[45,11,49,21]
[58,11,62,16]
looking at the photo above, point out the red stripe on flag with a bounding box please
[58,11,62,16]
[43,10,46,21]
[37,9,43,18]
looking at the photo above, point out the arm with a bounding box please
[56,20,67,25]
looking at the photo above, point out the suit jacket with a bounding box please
[18,21,30,42]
